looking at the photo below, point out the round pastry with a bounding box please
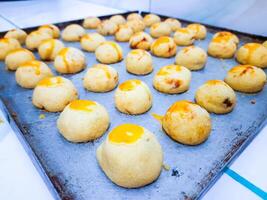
[151,36,177,58]
[15,60,53,89]
[126,19,145,33]
[173,28,195,46]
[164,18,181,31]
[97,20,118,36]
[83,64,118,92]
[110,15,126,25]
[235,43,267,68]
[263,41,267,48]
[127,13,143,21]
[175,46,207,70]
[95,41,123,64]
[115,25,134,42]
[143,14,161,27]
[208,32,238,58]
[62,24,85,42]
[83,17,101,29]
[25,30,52,50]
[213,31,239,45]
[129,32,153,51]
[150,22,172,38]
[57,99,109,142]
[97,123,163,188]
[162,100,211,145]
[187,23,207,40]
[195,80,236,114]
[80,33,106,52]
[38,39,64,61]
[115,80,152,115]
[0,38,21,60]
[54,47,86,74]
[32,76,78,112]
[5,48,35,71]
[224,65,266,93]
[38,24,60,38]
[126,49,153,75]
[153,64,191,94]
[4,29,27,44]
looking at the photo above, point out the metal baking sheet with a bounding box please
[0,11,267,200]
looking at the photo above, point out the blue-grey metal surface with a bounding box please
[0,12,267,200]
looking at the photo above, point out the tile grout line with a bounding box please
[0,14,20,29]
[224,167,267,199]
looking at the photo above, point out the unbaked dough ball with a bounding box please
[54,47,86,74]
[32,76,78,112]
[162,100,211,145]
[57,99,109,142]
[153,65,191,94]
[151,36,177,58]
[126,49,153,75]
[97,124,162,188]
[62,24,85,42]
[4,29,27,45]
[263,41,267,48]
[208,32,238,58]
[173,28,195,46]
[15,60,53,89]
[115,80,152,115]
[25,30,52,50]
[38,24,60,38]
[164,18,181,31]
[224,65,266,93]
[5,48,35,71]
[38,39,64,61]
[126,19,145,33]
[127,13,143,21]
[95,41,123,64]
[213,31,239,45]
[0,38,21,60]
[80,33,106,52]
[115,25,134,42]
[83,17,101,29]
[144,14,161,27]
[129,32,153,51]
[175,46,207,70]
[187,23,207,40]
[195,80,236,114]
[83,64,118,92]
[97,20,118,36]
[150,22,172,38]
[235,43,267,68]
[110,15,126,25]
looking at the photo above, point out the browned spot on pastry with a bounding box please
[223,98,232,107]
[240,66,254,76]
[166,79,180,88]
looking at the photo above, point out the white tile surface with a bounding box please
[0,0,122,29]
[0,112,54,200]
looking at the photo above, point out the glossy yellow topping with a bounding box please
[38,76,63,87]
[8,48,34,58]
[157,65,182,76]
[105,41,122,60]
[187,24,201,33]
[206,80,224,85]
[0,38,10,43]
[166,100,193,114]
[119,79,141,91]
[19,60,41,75]
[82,34,93,41]
[69,100,96,112]
[176,28,190,34]
[152,36,171,49]
[212,32,236,43]
[243,43,261,63]
[41,39,55,59]
[58,47,69,70]
[108,124,144,144]
[94,64,111,78]
[229,65,255,75]
[183,46,194,53]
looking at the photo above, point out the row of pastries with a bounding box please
[0,13,266,189]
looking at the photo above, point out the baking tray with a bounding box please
[0,11,267,200]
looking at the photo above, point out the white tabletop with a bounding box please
[0,1,266,199]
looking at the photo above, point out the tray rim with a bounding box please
[0,10,267,200]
